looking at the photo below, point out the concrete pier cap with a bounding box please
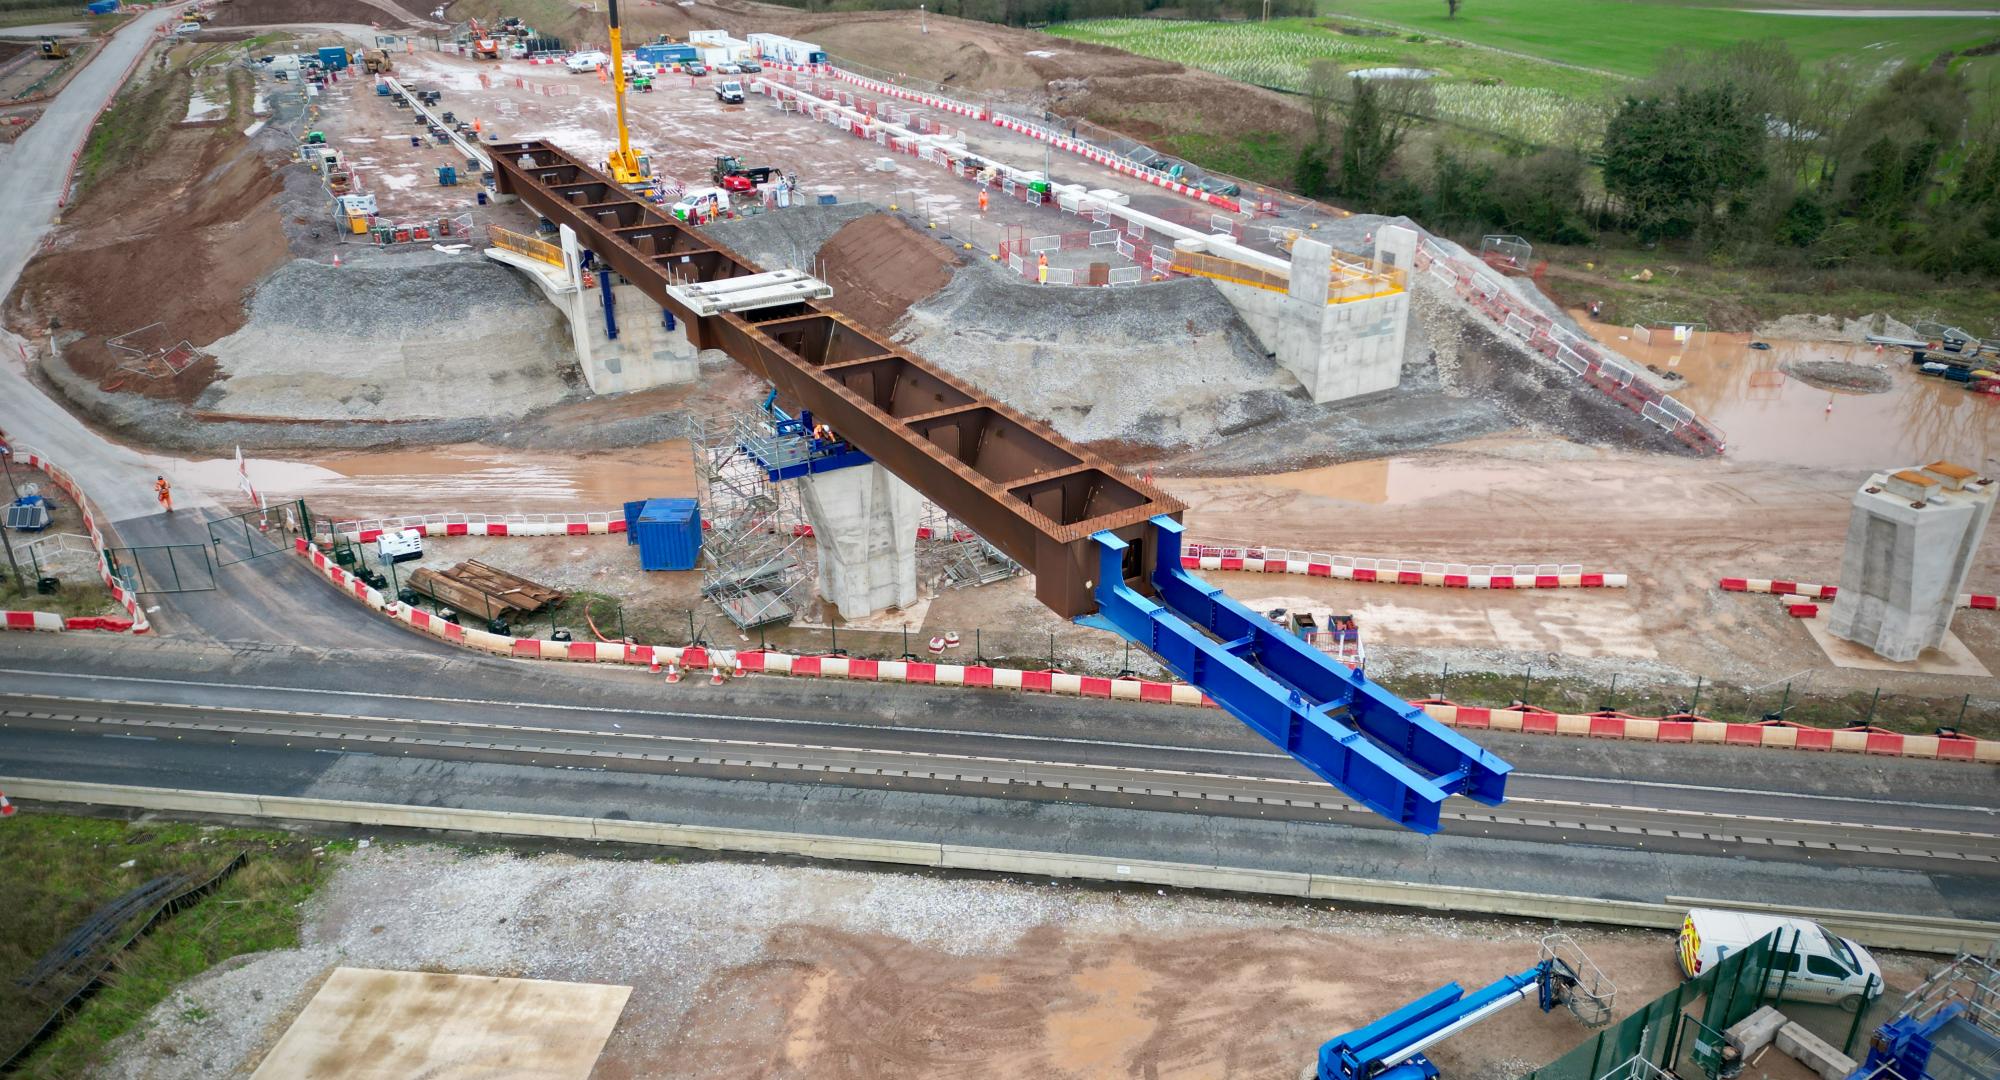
[1830,460,1995,662]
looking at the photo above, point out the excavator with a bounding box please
[465,16,500,60]
[599,0,653,193]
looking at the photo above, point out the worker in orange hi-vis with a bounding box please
[978,188,988,215]
[1037,251,1048,285]
[153,475,173,514]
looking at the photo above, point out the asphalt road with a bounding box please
[3,634,1995,919]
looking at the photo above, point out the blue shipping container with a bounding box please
[636,43,696,65]
[318,46,349,71]
[622,499,647,545]
[634,498,702,571]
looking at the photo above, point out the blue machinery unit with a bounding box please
[741,390,872,482]
[1850,952,2000,1080]
[1090,517,1511,833]
[1319,938,1611,1080]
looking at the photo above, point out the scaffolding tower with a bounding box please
[689,411,815,630]
[692,401,1030,631]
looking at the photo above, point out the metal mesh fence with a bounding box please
[1518,932,1785,1080]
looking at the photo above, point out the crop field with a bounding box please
[1319,0,2000,77]
[1046,18,1620,146]
[1050,5,1997,146]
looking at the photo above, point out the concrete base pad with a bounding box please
[249,967,630,1079]
[1802,606,1990,677]
[794,593,934,632]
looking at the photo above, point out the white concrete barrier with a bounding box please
[8,777,1991,954]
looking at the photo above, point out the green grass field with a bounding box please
[1051,3,1997,145]
[1046,18,1623,145]
[1320,0,1999,77]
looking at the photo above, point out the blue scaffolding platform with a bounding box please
[739,390,872,482]
[1088,516,1511,833]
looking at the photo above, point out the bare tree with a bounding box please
[1303,58,1346,144]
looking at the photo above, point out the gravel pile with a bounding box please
[1756,312,1918,344]
[198,257,579,422]
[1782,359,1894,394]
[97,845,1581,1078]
[704,202,880,272]
[899,260,1298,447]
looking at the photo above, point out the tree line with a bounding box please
[759,0,1313,28]
[1292,41,2000,279]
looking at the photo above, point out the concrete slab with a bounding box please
[248,967,630,1080]
[1802,606,1990,677]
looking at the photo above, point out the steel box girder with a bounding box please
[491,139,1181,616]
[1092,518,1511,833]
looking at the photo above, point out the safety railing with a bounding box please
[1170,250,1407,305]
[1414,237,1727,454]
[487,224,562,266]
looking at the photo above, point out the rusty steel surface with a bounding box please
[491,140,1184,617]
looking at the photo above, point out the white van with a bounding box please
[565,50,609,73]
[1678,909,1884,1008]
[669,186,729,224]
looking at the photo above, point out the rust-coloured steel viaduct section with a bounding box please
[491,141,1184,618]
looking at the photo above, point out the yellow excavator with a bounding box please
[601,0,653,193]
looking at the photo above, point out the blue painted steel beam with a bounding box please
[600,268,619,340]
[1089,516,1510,833]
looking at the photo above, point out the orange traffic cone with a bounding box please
[709,664,725,685]
[664,662,681,683]
[332,252,341,267]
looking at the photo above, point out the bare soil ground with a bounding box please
[205,0,422,30]
[6,63,289,406]
[110,843,1893,1080]
[815,213,962,330]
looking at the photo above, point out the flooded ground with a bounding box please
[1570,313,1998,470]
[262,440,696,515]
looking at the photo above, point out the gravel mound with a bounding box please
[1755,312,1917,344]
[199,256,579,421]
[1783,359,1894,394]
[898,260,1295,447]
[703,202,879,272]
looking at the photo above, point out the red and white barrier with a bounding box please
[1420,702,1999,763]
[295,537,1206,704]
[291,536,1993,763]
[988,112,1242,213]
[12,447,147,633]
[329,511,626,543]
[2,611,63,632]
[1187,541,1624,589]
[1721,577,1995,610]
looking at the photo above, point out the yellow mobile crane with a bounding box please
[601,0,652,192]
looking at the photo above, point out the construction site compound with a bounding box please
[0,0,1994,1076]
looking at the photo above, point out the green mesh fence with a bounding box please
[1518,930,1792,1080]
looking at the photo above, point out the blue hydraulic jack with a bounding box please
[740,390,873,482]
[1088,516,1510,833]
[1318,938,1612,1080]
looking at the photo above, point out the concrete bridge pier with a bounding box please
[486,224,698,395]
[797,462,921,619]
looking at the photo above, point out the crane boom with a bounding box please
[601,0,650,188]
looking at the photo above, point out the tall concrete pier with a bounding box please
[798,463,921,619]
[1829,461,1994,662]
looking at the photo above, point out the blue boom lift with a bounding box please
[1318,936,1616,1080]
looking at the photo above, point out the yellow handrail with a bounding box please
[487,225,563,267]
[1168,250,1406,305]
